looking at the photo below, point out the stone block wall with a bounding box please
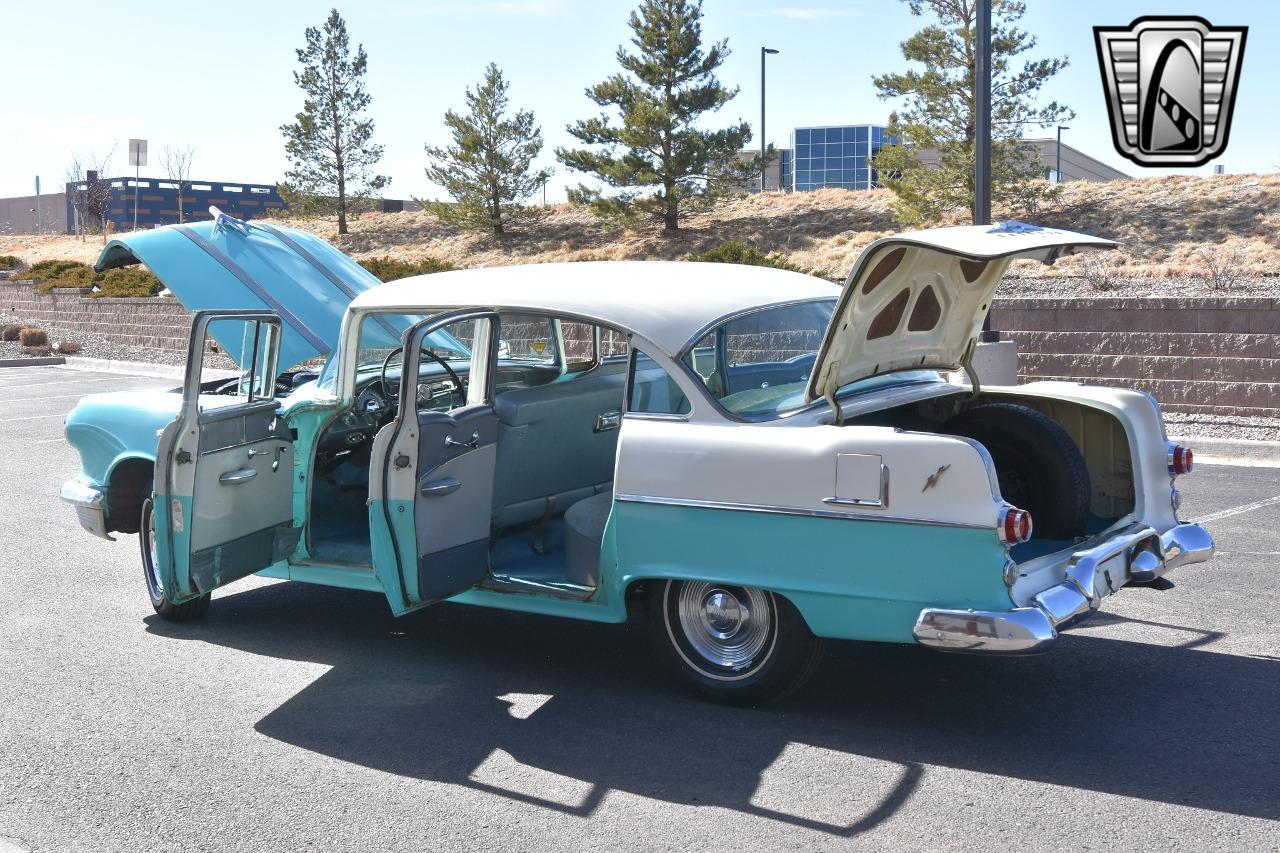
[991,297,1280,418]
[2,280,192,351]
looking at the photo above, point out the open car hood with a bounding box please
[95,212,384,370]
[805,222,1116,403]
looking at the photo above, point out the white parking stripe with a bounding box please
[1198,494,1280,524]
[0,413,65,423]
[35,437,65,444]
[0,376,126,390]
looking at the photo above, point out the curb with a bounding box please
[62,356,187,380]
[1170,435,1280,468]
[0,356,66,368]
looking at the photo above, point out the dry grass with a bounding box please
[3,173,1279,282]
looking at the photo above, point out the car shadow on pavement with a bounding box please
[146,582,1279,835]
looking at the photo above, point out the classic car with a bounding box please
[60,212,1213,704]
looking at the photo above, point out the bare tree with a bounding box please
[65,145,116,242]
[161,144,195,224]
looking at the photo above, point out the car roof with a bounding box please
[349,261,841,355]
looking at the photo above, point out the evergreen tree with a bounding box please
[281,8,388,235]
[424,63,549,236]
[872,0,1072,225]
[557,0,759,233]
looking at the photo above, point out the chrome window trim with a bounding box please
[614,492,992,530]
[674,296,838,360]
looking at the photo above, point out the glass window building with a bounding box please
[790,125,895,192]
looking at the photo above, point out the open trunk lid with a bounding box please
[94,210,383,370]
[805,222,1115,403]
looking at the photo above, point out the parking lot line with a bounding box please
[1198,494,1280,524]
[0,413,65,423]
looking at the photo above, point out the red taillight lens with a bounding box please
[999,507,1033,544]
[1168,445,1194,476]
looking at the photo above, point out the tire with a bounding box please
[139,496,211,622]
[941,402,1091,539]
[646,580,823,706]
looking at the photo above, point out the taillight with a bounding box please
[998,506,1033,544]
[1168,444,1193,476]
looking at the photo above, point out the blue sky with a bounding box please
[0,0,1273,200]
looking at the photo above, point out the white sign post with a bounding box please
[129,139,148,232]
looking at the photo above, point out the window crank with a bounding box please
[444,431,480,450]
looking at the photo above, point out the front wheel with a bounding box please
[139,496,210,622]
[646,580,823,705]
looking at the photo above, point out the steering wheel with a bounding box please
[381,346,466,404]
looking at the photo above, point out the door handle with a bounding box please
[594,411,622,432]
[219,467,258,485]
[420,476,462,497]
[444,431,480,450]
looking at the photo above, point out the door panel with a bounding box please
[373,309,500,612]
[156,311,298,602]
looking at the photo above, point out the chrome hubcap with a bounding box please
[146,505,163,597]
[675,583,772,670]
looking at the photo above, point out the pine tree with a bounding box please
[557,0,759,233]
[281,8,388,235]
[424,64,549,236]
[872,0,1072,225]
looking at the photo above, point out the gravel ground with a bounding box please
[1163,411,1280,442]
[1002,274,1280,299]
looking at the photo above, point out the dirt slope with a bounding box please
[4,173,1277,282]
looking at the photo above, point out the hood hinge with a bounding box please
[960,337,981,401]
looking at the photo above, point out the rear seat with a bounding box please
[490,364,626,530]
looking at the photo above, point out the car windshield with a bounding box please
[317,312,472,390]
[683,299,941,418]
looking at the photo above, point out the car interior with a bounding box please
[305,312,642,597]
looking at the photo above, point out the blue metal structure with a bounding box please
[64,176,286,234]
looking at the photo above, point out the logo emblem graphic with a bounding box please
[1094,16,1246,167]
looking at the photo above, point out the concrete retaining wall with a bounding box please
[991,296,1280,418]
[2,280,191,351]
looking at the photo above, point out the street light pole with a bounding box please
[975,0,998,342]
[1055,125,1070,183]
[761,47,779,193]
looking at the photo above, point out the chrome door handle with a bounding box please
[444,431,479,450]
[420,476,462,497]
[219,467,258,485]
[594,411,622,432]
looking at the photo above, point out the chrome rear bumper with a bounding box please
[913,522,1214,654]
[60,478,114,541]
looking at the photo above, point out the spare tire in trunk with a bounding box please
[940,402,1091,539]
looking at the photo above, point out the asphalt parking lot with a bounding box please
[1,364,1277,853]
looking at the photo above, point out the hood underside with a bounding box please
[805,222,1117,403]
[95,213,385,370]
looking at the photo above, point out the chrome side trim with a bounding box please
[914,521,1215,654]
[613,492,991,529]
[60,478,114,541]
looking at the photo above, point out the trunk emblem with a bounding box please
[922,464,951,492]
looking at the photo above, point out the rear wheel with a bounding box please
[139,496,210,622]
[646,580,822,705]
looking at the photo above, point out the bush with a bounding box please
[687,241,805,273]
[18,327,48,346]
[0,254,23,270]
[358,255,456,282]
[23,344,53,357]
[1196,244,1248,292]
[54,340,82,355]
[1,324,23,342]
[25,260,92,280]
[1078,252,1118,292]
[93,267,164,298]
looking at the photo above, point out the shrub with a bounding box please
[37,266,97,291]
[687,241,805,273]
[1078,251,1118,292]
[358,255,456,282]
[23,344,53,357]
[1196,244,1247,292]
[93,267,163,298]
[0,254,23,270]
[18,327,48,346]
[54,340,82,355]
[1,324,23,342]
[25,260,92,280]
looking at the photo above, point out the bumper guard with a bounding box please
[60,479,114,541]
[913,522,1214,654]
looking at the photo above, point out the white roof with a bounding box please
[350,260,840,355]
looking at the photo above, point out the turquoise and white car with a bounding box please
[61,213,1213,704]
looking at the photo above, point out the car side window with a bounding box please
[628,349,691,416]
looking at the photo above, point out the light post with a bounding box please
[1055,125,1070,183]
[975,0,998,342]
[34,176,40,235]
[761,47,779,192]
